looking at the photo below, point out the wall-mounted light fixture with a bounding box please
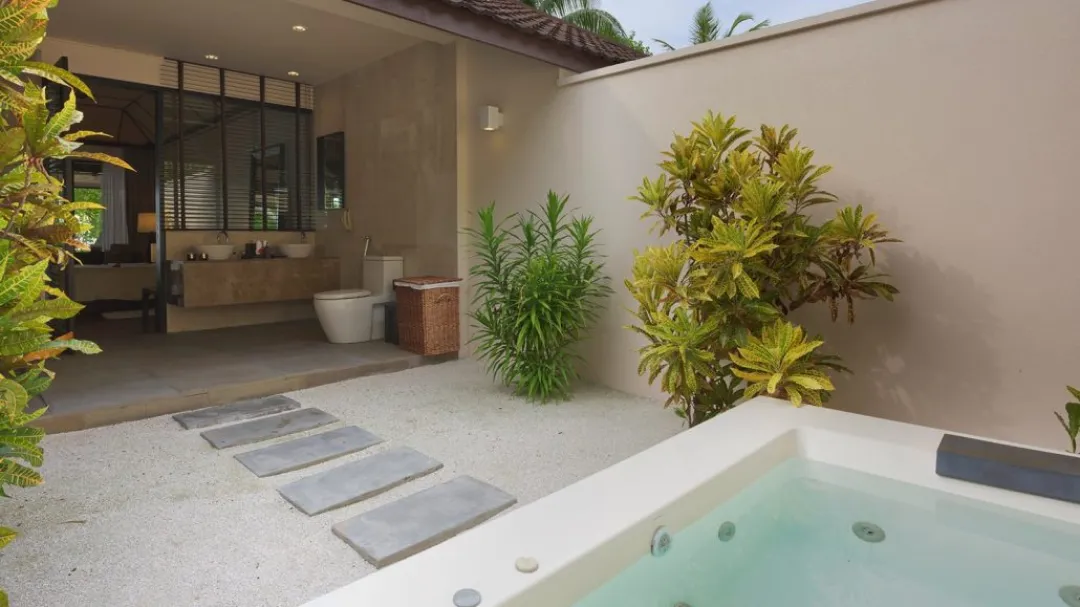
[480,105,503,131]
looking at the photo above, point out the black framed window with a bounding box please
[161,62,314,231]
[317,132,345,210]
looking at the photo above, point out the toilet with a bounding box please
[314,255,404,344]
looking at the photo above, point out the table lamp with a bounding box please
[137,212,156,263]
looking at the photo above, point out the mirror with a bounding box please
[317,131,345,210]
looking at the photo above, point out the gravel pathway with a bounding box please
[0,360,683,607]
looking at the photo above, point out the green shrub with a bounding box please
[627,112,899,426]
[0,2,129,604]
[467,192,611,402]
[1055,386,1080,454]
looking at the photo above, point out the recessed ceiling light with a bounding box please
[287,71,300,77]
[205,54,219,61]
[292,25,307,32]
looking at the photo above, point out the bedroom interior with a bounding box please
[66,76,158,336]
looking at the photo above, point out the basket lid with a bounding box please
[395,276,462,286]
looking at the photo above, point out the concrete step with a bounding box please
[332,476,516,567]
[200,408,337,450]
[173,395,300,430]
[278,447,442,515]
[234,426,382,477]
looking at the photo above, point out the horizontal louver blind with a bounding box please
[160,60,315,231]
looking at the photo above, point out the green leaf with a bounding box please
[0,526,15,550]
[1067,385,1080,403]
[21,60,92,98]
[0,330,49,357]
[0,258,48,307]
[0,458,42,489]
[7,297,83,322]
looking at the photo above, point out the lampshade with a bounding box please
[137,212,157,233]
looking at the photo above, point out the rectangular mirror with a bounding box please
[317,131,345,210]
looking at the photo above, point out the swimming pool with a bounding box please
[304,399,1080,607]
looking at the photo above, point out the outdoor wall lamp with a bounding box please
[480,105,503,131]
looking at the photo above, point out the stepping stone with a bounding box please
[174,395,300,429]
[278,447,442,515]
[332,475,516,567]
[234,426,383,477]
[200,408,337,449]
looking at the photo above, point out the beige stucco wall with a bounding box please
[316,42,458,289]
[458,0,1080,448]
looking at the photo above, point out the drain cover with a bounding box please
[717,521,736,542]
[852,521,885,543]
[1060,585,1080,607]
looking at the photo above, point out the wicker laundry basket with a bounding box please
[393,276,463,356]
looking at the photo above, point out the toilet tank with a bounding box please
[362,255,404,296]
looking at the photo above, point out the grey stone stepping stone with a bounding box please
[174,395,300,430]
[279,447,442,515]
[200,408,337,449]
[234,426,383,477]
[332,475,516,567]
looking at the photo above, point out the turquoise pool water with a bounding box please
[574,459,1080,607]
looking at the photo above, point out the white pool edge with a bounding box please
[302,399,1080,607]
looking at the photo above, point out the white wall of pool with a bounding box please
[303,400,1080,606]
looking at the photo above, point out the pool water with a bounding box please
[574,459,1080,607]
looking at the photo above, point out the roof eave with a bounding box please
[343,0,618,73]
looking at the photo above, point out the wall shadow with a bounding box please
[796,249,1005,436]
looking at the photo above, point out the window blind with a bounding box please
[160,60,315,231]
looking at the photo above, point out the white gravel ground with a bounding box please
[0,360,683,607]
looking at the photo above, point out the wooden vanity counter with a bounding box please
[169,257,339,308]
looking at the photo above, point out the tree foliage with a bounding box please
[467,192,611,402]
[522,0,627,40]
[655,3,769,51]
[627,112,899,426]
[0,2,129,603]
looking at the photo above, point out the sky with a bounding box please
[600,0,873,50]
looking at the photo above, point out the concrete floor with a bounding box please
[38,319,433,433]
[0,360,684,607]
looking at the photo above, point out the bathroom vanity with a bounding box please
[169,257,340,308]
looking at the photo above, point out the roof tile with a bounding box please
[436,0,643,65]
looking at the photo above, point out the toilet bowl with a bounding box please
[313,255,403,344]
[313,289,374,343]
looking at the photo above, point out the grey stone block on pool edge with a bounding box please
[279,446,443,515]
[936,433,1080,504]
[173,395,300,430]
[234,426,383,477]
[200,408,338,449]
[332,475,516,567]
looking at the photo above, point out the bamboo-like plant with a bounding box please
[1055,386,1080,454]
[0,2,130,604]
[627,112,899,426]
[467,192,611,402]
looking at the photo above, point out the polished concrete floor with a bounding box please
[37,318,435,433]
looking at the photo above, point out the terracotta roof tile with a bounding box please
[436,0,644,65]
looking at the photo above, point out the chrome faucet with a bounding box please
[216,230,229,244]
[363,235,372,259]
[300,231,307,243]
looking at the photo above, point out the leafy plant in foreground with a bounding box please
[1055,386,1080,454]
[467,192,611,402]
[627,112,899,426]
[0,2,130,604]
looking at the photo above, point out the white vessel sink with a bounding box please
[281,243,314,258]
[195,244,235,261]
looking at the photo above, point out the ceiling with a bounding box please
[48,0,453,84]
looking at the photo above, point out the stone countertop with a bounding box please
[171,256,339,264]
